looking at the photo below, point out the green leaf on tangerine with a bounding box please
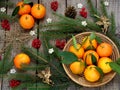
[95,66,104,81]
[58,51,78,64]
[72,35,78,50]
[12,6,19,16]
[95,36,102,44]
[89,32,96,41]
[91,54,97,65]
[109,62,120,75]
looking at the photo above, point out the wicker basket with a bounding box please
[62,32,120,87]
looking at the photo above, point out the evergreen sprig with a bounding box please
[100,0,108,17]
[8,73,38,82]
[0,13,18,22]
[0,45,13,74]
[87,0,100,21]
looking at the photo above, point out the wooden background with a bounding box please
[0,0,120,90]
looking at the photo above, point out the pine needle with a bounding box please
[109,13,116,35]
[8,73,38,82]
[100,0,108,17]
[0,45,13,74]
[87,0,100,20]
[21,46,48,63]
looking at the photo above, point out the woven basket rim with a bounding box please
[62,32,120,87]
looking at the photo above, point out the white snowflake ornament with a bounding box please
[10,69,16,74]
[81,21,87,27]
[46,18,52,23]
[29,30,36,36]
[0,7,6,12]
[77,3,83,9]
[104,1,109,6]
[48,48,54,54]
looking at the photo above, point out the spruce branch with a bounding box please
[87,0,100,21]
[21,64,48,71]
[100,0,108,17]
[109,13,116,35]
[0,1,15,8]
[0,44,13,74]
[8,73,38,82]
[0,13,18,22]
[21,46,48,63]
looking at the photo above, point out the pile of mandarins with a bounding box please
[17,1,46,29]
[69,34,113,82]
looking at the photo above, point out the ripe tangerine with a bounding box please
[19,14,35,29]
[16,1,31,15]
[97,42,113,57]
[14,53,31,69]
[31,4,46,19]
[69,43,84,59]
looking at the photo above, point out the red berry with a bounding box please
[55,39,61,47]
[32,38,41,49]
[51,1,58,11]
[9,79,21,88]
[55,39,66,49]
[79,8,87,18]
[1,20,10,30]
[81,7,86,11]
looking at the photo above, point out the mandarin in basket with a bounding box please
[98,57,112,74]
[82,36,97,50]
[69,43,84,59]
[31,4,46,19]
[83,50,99,65]
[17,1,31,15]
[70,60,85,75]
[19,14,35,29]
[14,53,31,69]
[97,42,113,57]
[84,65,100,82]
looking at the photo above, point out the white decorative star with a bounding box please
[77,3,83,9]
[29,30,36,36]
[48,48,54,54]
[10,69,16,74]
[0,7,6,12]
[81,21,87,27]
[104,1,109,6]
[46,18,52,23]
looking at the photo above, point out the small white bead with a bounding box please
[0,7,6,12]
[77,3,83,9]
[81,21,87,27]
[48,48,54,54]
[46,18,52,23]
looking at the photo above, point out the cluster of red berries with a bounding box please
[55,39,66,49]
[79,7,87,18]
[9,79,21,88]
[1,20,10,30]
[51,1,58,11]
[32,38,41,49]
